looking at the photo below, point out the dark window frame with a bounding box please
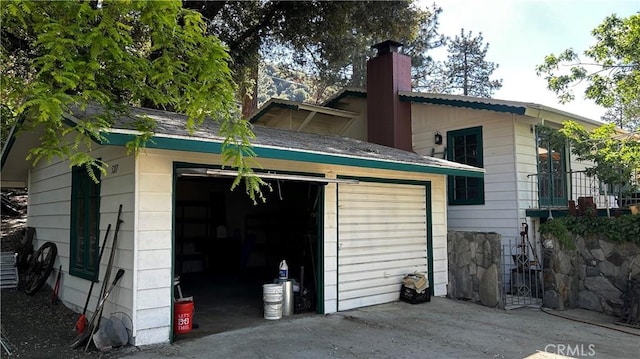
[447,126,485,205]
[69,166,101,280]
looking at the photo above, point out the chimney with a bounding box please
[366,40,412,152]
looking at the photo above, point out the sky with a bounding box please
[417,0,639,121]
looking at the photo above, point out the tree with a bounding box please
[536,13,640,131]
[601,97,640,133]
[184,1,426,114]
[441,29,503,97]
[403,3,447,92]
[1,0,266,202]
[560,121,640,188]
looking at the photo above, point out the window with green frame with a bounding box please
[70,166,101,280]
[447,126,484,205]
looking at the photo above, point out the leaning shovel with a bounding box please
[70,269,125,349]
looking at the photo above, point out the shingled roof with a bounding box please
[1,104,483,188]
[84,105,483,177]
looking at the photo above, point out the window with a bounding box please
[447,126,484,205]
[70,166,101,280]
[536,126,567,207]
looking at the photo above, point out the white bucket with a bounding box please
[263,284,283,320]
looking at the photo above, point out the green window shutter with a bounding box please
[70,166,101,280]
[447,126,485,205]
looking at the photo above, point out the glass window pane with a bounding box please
[448,127,484,205]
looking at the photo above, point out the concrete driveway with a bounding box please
[120,297,640,359]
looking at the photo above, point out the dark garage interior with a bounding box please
[173,173,322,339]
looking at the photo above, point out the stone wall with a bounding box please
[447,231,502,308]
[543,234,640,315]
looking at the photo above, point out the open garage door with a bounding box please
[337,181,429,311]
[173,172,323,338]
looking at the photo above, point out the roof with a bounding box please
[308,87,606,127]
[248,98,359,124]
[1,104,483,187]
[398,91,605,127]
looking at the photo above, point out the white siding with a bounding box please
[514,119,539,220]
[323,182,339,313]
[132,152,175,346]
[337,182,428,311]
[26,145,135,332]
[412,104,521,241]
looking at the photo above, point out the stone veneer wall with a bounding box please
[447,231,503,308]
[543,234,640,315]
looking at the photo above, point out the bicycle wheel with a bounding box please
[24,241,57,295]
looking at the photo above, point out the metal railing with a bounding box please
[526,170,637,210]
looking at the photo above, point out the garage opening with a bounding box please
[173,172,323,339]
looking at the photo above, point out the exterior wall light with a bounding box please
[434,131,443,145]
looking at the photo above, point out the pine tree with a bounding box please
[403,4,447,92]
[442,29,502,97]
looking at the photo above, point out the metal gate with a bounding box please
[501,224,543,309]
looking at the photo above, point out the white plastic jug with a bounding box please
[279,260,288,279]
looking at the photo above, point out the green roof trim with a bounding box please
[399,94,527,115]
[105,132,483,178]
[323,89,367,108]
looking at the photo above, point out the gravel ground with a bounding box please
[0,286,130,359]
[0,191,136,359]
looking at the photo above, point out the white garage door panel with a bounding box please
[339,243,426,256]
[338,182,428,311]
[340,283,403,300]
[338,223,426,237]
[339,276,406,291]
[340,267,415,283]
[339,293,400,311]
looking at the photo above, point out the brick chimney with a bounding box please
[366,40,412,151]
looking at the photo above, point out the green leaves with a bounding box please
[536,13,640,130]
[219,116,270,205]
[546,120,640,212]
[562,215,640,244]
[540,219,574,249]
[2,0,267,200]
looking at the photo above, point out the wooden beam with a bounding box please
[297,111,317,131]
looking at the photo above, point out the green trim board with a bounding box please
[525,208,630,218]
[316,184,325,314]
[399,94,527,115]
[105,132,483,178]
[323,89,367,108]
[425,182,434,296]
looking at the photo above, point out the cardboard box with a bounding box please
[400,273,430,304]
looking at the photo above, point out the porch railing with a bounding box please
[526,170,638,210]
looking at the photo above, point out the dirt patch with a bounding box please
[0,190,135,358]
[1,287,122,358]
